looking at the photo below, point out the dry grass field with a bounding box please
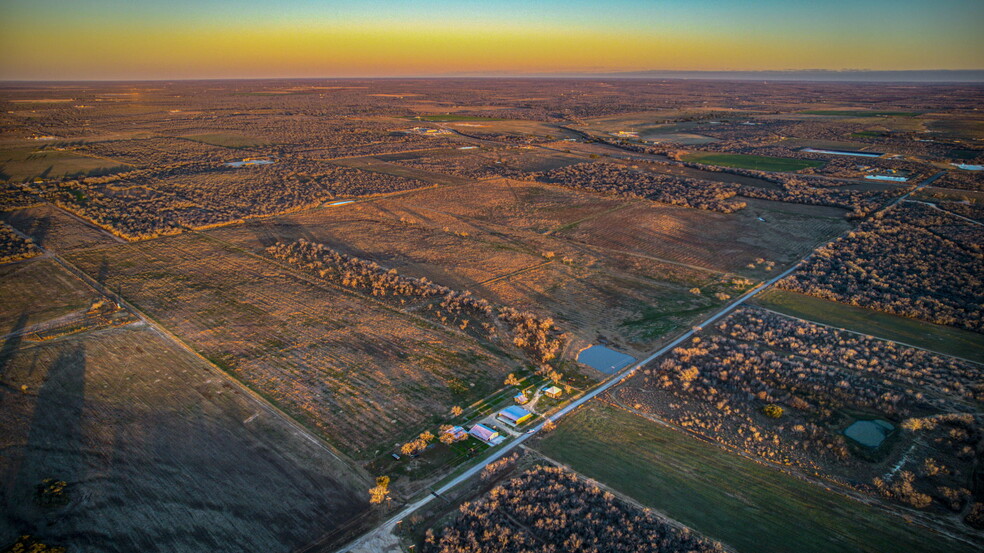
[0,259,103,333]
[205,185,740,355]
[64,232,516,458]
[555,197,850,275]
[0,323,368,553]
[0,147,128,182]
[1,204,119,252]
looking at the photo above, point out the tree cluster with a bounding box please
[779,202,984,332]
[23,162,429,240]
[423,465,723,553]
[535,162,747,213]
[619,307,983,518]
[0,221,41,263]
[267,239,565,364]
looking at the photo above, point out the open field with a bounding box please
[63,232,514,458]
[0,323,368,553]
[753,289,984,364]
[1,204,119,252]
[682,152,824,172]
[0,147,129,181]
[180,132,269,149]
[205,189,738,355]
[0,258,103,333]
[412,114,506,121]
[554,198,850,275]
[536,403,978,553]
[800,110,922,117]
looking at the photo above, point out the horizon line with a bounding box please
[3,69,984,85]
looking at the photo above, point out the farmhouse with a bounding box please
[469,424,500,444]
[543,386,562,399]
[498,406,533,426]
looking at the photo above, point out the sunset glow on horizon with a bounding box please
[1,0,982,80]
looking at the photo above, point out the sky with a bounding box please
[1,0,982,80]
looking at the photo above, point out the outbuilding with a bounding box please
[469,424,500,444]
[498,406,533,426]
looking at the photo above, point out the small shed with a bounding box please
[514,392,529,404]
[498,406,533,426]
[469,424,500,444]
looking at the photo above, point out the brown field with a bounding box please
[327,156,474,186]
[64,232,516,458]
[0,147,128,181]
[0,258,103,333]
[0,204,119,252]
[206,186,736,354]
[555,197,850,274]
[0,323,368,552]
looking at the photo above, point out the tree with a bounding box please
[504,373,521,387]
[762,404,783,419]
[451,405,463,417]
[369,476,390,504]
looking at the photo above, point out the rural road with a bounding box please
[334,169,950,553]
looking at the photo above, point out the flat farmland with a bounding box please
[536,403,977,553]
[554,198,851,274]
[326,156,474,187]
[206,190,733,355]
[0,323,368,553]
[0,146,128,181]
[0,258,102,333]
[482,262,725,354]
[377,179,631,234]
[206,201,548,292]
[380,146,586,181]
[1,204,119,252]
[681,152,824,172]
[64,232,513,457]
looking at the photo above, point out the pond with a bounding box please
[843,419,895,448]
[801,147,883,158]
[225,159,274,167]
[864,175,908,182]
[577,345,636,374]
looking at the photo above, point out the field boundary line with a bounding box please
[542,201,638,236]
[477,259,554,286]
[43,249,371,486]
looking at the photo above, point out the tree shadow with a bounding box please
[96,256,109,287]
[28,214,51,250]
[3,345,87,541]
[0,312,29,376]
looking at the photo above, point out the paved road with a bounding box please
[335,168,951,553]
